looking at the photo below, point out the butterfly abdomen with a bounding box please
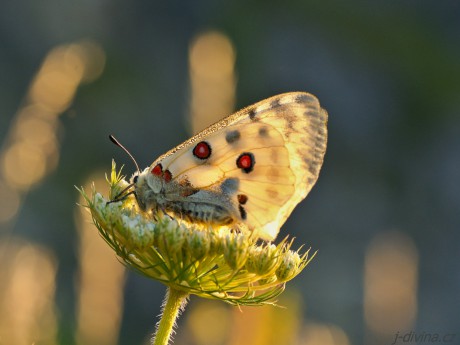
[165,201,234,225]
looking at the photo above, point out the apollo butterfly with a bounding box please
[110,92,328,241]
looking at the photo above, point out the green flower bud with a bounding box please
[157,219,185,255]
[208,231,224,255]
[246,244,279,276]
[223,233,250,270]
[276,250,302,282]
[185,230,210,260]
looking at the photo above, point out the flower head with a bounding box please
[78,161,315,306]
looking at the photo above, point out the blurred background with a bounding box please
[1,1,459,344]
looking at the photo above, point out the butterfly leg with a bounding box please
[150,205,163,221]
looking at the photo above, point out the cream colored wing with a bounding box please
[152,92,328,240]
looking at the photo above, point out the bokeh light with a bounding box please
[301,323,350,345]
[364,231,418,343]
[184,300,231,345]
[189,31,236,134]
[0,40,105,225]
[0,240,58,345]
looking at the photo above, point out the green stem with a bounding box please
[152,287,189,345]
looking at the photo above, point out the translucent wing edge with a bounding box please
[254,92,328,240]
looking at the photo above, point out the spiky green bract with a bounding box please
[77,161,315,306]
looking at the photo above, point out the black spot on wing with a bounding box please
[294,93,314,104]
[220,178,239,195]
[225,130,241,144]
[270,98,282,109]
[248,108,257,121]
[238,205,247,220]
[258,126,269,137]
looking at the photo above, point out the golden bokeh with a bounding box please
[0,40,105,224]
[189,31,235,78]
[189,31,236,134]
[28,45,84,113]
[1,141,47,190]
[28,40,105,112]
[180,292,352,345]
[301,323,350,345]
[71,40,106,83]
[185,300,231,345]
[0,240,58,345]
[226,293,303,345]
[364,231,418,341]
[13,111,57,148]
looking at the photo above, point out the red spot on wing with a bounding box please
[238,155,252,169]
[236,152,255,173]
[237,194,248,205]
[164,170,172,182]
[193,141,212,160]
[151,164,163,176]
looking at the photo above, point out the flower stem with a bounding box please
[152,287,189,345]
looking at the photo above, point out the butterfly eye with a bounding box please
[193,141,212,160]
[133,175,139,184]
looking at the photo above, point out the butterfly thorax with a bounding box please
[134,169,236,226]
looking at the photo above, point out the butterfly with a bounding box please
[111,92,328,241]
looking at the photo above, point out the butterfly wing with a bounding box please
[152,92,328,240]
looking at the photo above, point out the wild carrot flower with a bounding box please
[78,161,315,345]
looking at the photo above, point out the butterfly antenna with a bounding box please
[109,135,141,174]
[107,188,135,204]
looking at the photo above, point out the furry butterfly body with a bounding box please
[131,92,327,241]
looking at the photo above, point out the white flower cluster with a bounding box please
[78,163,315,306]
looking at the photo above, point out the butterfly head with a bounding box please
[130,170,147,210]
[107,133,170,211]
[130,166,166,212]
